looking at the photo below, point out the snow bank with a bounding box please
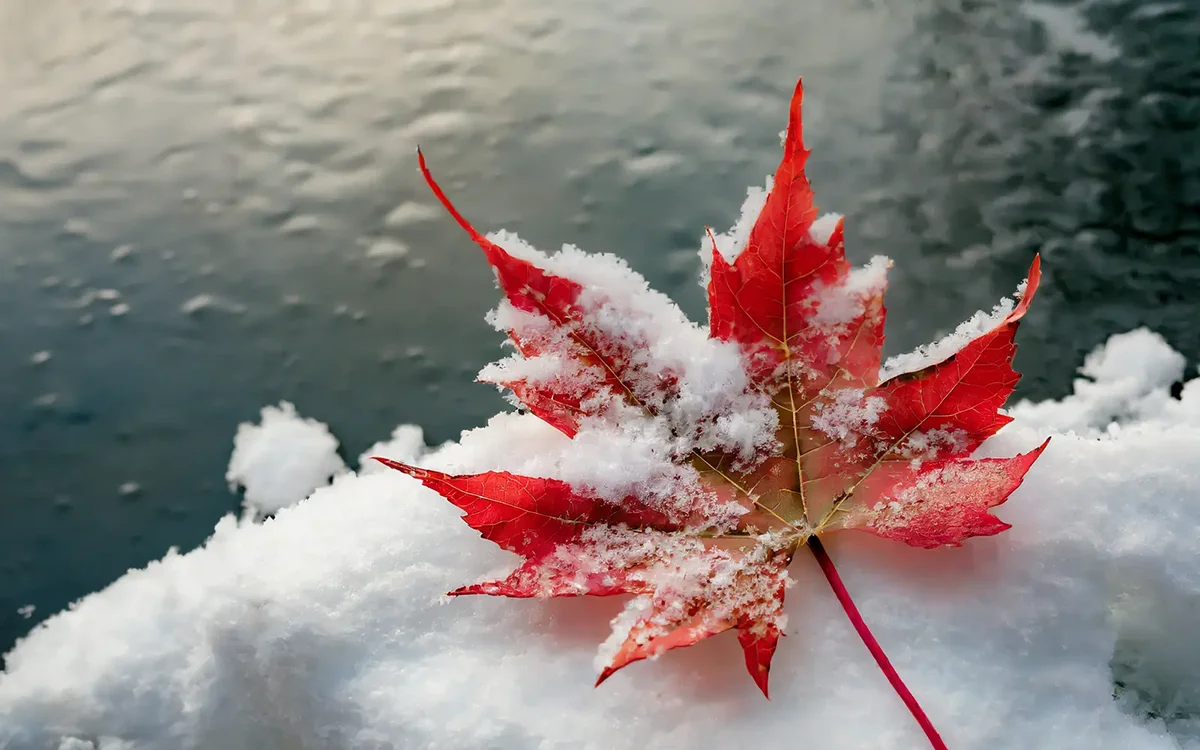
[1010,328,1192,433]
[226,402,346,515]
[3,330,1200,749]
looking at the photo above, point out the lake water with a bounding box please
[2,0,1198,657]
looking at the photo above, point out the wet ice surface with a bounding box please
[1,0,1198,654]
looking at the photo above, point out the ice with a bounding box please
[4,332,1200,749]
[225,402,346,515]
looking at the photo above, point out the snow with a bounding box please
[357,424,437,474]
[809,212,843,245]
[705,178,771,265]
[225,402,347,515]
[810,255,891,331]
[811,387,886,446]
[880,275,1029,380]
[483,230,778,463]
[1010,328,1189,433]
[4,331,1200,749]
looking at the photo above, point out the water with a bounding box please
[2,0,1197,658]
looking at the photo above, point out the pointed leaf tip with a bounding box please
[372,455,416,474]
[784,77,805,158]
[738,622,781,699]
[416,148,488,244]
[1011,254,1042,321]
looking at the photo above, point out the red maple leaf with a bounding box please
[378,78,1047,747]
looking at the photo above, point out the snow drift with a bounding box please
[1,329,1199,749]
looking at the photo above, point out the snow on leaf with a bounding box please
[395,77,1047,709]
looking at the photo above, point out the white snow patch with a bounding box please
[357,424,439,474]
[5,332,1200,749]
[880,274,1030,380]
[811,255,891,331]
[809,212,843,245]
[226,401,347,515]
[1010,328,1189,434]
[482,231,778,461]
[811,388,886,445]
[703,178,771,266]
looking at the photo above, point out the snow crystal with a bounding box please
[809,212,843,245]
[880,275,1029,380]
[896,427,970,463]
[589,529,789,673]
[436,408,744,528]
[594,596,654,673]
[811,388,886,445]
[225,401,346,515]
[704,178,771,266]
[482,231,778,461]
[6,333,1200,749]
[810,255,891,330]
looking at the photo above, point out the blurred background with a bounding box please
[1,0,1197,658]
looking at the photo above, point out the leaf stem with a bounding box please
[806,537,948,750]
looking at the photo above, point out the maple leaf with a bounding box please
[379,77,1048,746]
